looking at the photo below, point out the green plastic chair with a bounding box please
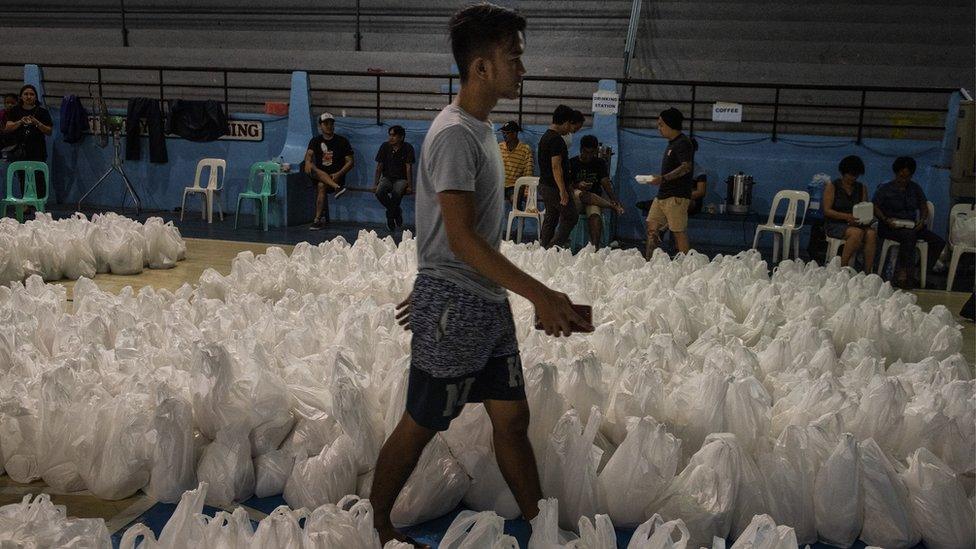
[1,161,49,222]
[570,211,611,252]
[235,161,280,231]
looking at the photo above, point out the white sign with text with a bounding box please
[712,102,743,123]
[86,117,264,141]
[592,90,620,115]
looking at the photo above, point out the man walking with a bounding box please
[644,107,695,257]
[369,4,591,547]
[538,104,577,248]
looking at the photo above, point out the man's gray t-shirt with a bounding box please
[416,105,506,302]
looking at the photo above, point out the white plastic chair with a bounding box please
[752,190,809,263]
[878,201,935,288]
[505,176,544,243]
[946,202,975,291]
[180,158,226,223]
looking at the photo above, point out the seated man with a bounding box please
[304,112,354,230]
[498,120,532,208]
[873,156,945,288]
[374,125,415,230]
[568,135,623,248]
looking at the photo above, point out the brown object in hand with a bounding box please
[535,304,593,333]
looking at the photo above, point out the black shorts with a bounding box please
[406,275,525,431]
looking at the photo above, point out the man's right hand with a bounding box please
[532,288,593,337]
[559,190,569,206]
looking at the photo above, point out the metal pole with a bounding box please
[689,84,696,137]
[97,67,103,98]
[355,0,362,51]
[518,80,524,128]
[772,87,780,142]
[619,0,643,106]
[375,74,381,125]
[158,69,164,103]
[856,90,866,144]
[120,0,130,47]
[448,75,453,104]
[223,71,229,117]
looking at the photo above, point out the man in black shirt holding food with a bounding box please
[644,107,695,258]
[538,104,577,248]
[305,112,354,230]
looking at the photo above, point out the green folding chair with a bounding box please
[1,161,49,222]
[235,161,280,231]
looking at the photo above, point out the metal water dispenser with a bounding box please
[725,172,755,214]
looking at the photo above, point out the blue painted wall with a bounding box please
[50,110,288,215]
[616,129,951,245]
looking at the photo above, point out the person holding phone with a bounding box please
[369,4,592,547]
[4,85,53,206]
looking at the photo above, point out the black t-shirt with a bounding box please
[569,156,609,197]
[538,129,568,189]
[657,133,695,200]
[375,141,415,181]
[307,134,353,178]
[6,104,53,160]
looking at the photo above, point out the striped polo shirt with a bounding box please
[498,141,533,188]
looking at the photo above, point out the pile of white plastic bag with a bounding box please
[0,211,186,284]
[0,231,972,549]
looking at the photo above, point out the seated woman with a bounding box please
[823,155,877,272]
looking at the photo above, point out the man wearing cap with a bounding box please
[644,107,695,257]
[498,120,533,206]
[304,112,355,230]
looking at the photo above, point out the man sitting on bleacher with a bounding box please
[305,112,354,230]
[569,135,623,249]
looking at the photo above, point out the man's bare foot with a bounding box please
[377,525,431,549]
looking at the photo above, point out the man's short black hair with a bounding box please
[552,104,574,124]
[892,156,917,175]
[580,135,599,149]
[3,93,16,101]
[389,125,405,137]
[838,155,865,177]
[449,3,526,82]
[570,110,585,124]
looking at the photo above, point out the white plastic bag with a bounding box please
[249,506,306,549]
[728,514,797,549]
[858,438,919,549]
[0,493,112,548]
[60,234,97,280]
[654,434,738,548]
[254,448,296,498]
[283,434,357,510]
[391,435,470,527]
[146,397,197,503]
[627,514,690,549]
[598,416,680,527]
[813,433,862,547]
[901,447,975,549]
[541,407,605,530]
[527,498,579,549]
[567,514,616,549]
[197,423,256,507]
[74,395,153,500]
[302,495,382,549]
[144,217,182,269]
[440,510,507,549]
